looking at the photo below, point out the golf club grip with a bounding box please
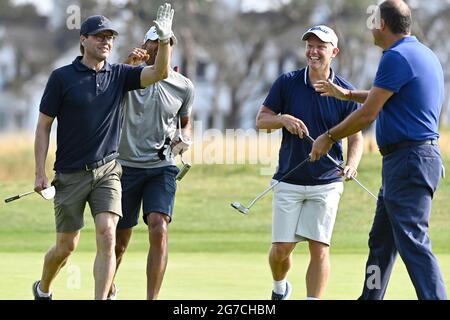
[4,195,20,203]
[304,135,315,144]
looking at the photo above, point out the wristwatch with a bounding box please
[326,130,337,143]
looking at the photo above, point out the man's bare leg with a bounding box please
[107,228,133,298]
[269,242,296,281]
[306,240,330,299]
[39,231,81,294]
[146,212,170,300]
[94,212,119,300]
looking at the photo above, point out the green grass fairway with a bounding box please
[1,154,449,253]
[1,153,449,299]
[1,252,449,300]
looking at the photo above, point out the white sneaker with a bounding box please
[107,283,118,300]
[271,281,292,300]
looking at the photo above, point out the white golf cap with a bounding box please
[143,26,177,45]
[301,25,338,47]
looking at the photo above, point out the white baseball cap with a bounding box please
[143,26,177,45]
[301,25,338,47]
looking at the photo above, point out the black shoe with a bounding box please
[271,281,292,300]
[32,281,52,300]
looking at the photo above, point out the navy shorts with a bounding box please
[118,165,179,229]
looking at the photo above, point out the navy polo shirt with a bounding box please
[374,36,444,147]
[40,56,144,172]
[263,67,360,185]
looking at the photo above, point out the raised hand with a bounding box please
[124,48,150,65]
[153,3,174,41]
[313,79,350,101]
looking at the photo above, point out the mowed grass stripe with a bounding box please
[1,252,449,300]
[1,154,449,253]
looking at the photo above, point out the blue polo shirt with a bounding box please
[374,36,444,147]
[40,56,144,172]
[263,67,360,185]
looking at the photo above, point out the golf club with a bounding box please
[230,156,311,215]
[304,134,378,200]
[176,155,191,181]
[4,186,56,203]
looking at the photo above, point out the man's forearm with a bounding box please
[256,113,284,130]
[34,127,50,177]
[330,87,393,141]
[329,108,373,141]
[140,41,170,87]
[153,41,170,78]
[346,133,364,169]
[181,124,191,140]
[347,90,370,104]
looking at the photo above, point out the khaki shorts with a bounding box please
[51,160,122,233]
[272,180,344,246]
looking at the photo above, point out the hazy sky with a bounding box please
[11,0,290,15]
[12,0,54,15]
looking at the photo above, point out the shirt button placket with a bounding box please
[94,72,100,95]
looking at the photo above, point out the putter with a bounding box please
[176,155,191,181]
[304,134,378,200]
[231,156,311,215]
[4,186,56,203]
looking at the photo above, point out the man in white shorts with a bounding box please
[256,25,363,300]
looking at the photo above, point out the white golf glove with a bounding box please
[171,130,192,157]
[153,3,174,41]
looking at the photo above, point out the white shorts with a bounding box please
[272,180,344,246]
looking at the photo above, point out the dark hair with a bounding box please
[379,0,411,34]
[80,34,87,55]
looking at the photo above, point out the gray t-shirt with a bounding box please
[118,70,194,168]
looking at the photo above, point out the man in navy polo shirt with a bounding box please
[311,0,447,299]
[32,3,175,300]
[256,25,363,300]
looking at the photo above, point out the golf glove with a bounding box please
[153,3,174,41]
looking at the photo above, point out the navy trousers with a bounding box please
[359,144,447,300]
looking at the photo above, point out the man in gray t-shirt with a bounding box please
[108,26,194,300]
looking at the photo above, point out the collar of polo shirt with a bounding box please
[73,56,112,72]
[304,66,335,87]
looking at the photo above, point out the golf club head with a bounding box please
[176,163,191,181]
[230,202,249,215]
[40,186,56,200]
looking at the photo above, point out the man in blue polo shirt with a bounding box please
[32,4,175,300]
[311,0,447,300]
[256,25,363,300]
